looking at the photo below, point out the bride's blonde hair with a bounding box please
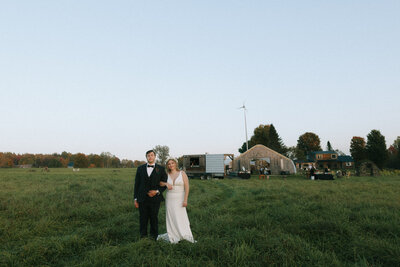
[165,158,180,173]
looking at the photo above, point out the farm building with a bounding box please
[295,151,354,171]
[232,144,296,175]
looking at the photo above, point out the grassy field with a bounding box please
[1,168,399,266]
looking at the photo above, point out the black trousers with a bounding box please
[138,201,161,239]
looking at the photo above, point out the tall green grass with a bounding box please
[1,168,399,266]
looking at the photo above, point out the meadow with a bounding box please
[1,168,399,266]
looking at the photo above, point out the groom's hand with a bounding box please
[134,200,139,209]
[147,190,157,197]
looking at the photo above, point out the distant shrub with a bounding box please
[381,169,400,176]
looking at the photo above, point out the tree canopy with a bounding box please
[238,124,287,154]
[350,136,367,166]
[0,151,133,168]
[366,129,387,169]
[296,132,322,160]
[326,141,333,151]
[386,136,400,169]
[153,145,170,166]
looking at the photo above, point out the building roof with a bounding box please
[311,151,337,154]
[236,144,292,161]
[337,155,354,162]
[306,151,354,162]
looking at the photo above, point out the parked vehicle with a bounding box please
[183,154,233,179]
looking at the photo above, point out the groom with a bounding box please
[134,150,167,240]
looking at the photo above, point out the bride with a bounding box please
[157,158,195,243]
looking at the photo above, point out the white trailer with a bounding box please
[205,154,225,178]
[183,153,233,179]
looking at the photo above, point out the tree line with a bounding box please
[0,151,146,168]
[239,124,400,170]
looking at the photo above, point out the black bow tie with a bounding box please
[147,165,154,168]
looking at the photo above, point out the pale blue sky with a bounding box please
[1,1,399,160]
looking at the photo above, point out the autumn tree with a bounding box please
[386,136,400,169]
[296,132,322,160]
[111,156,121,168]
[74,153,89,168]
[60,157,69,167]
[153,145,170,165]
[366,130,387,169]
[19,154,35,165]
[0,152,15,168]
[89,154,103,168]
[350,136,366,166]
[133,160,146,167]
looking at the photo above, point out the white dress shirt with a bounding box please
[147,163,155,176]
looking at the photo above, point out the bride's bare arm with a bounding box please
[160,181,173,190]
[182,171,189,207]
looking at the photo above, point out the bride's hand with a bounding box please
[167,183,173,190]
[182,201,187,207]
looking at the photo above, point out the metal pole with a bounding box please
[243,108,248,151]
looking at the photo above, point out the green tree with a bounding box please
[386,137,400,169]
[396,137,400,167]
[252,125,270,146]
[326,141,333,151]
[296,132,322,160]
[61,151,71,159]
[74,153,89,168]
[238,125,269,153]
[177,156,184,168]
[394,136,400,151]
[238,124,286,154]
[153,145,170,165]
[268,124,287,154]
[100,152,113,168]
[350,136,367,166]
[366,129,387,169]
[47,155,62,167]
[238,142,250,153]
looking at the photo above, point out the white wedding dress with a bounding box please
[157,171,195,243]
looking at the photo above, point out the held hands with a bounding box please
[147,190,158,197]
[160,181,172,190]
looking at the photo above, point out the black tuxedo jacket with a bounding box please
[134,163,168,203]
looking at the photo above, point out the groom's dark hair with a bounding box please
[146,150,156,156]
